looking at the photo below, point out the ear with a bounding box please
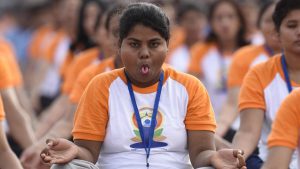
[272,29,281,44]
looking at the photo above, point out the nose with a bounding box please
[139,46,150,59]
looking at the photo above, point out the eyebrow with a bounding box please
[126,37,163,42]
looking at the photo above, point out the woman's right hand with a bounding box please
[40,138,78,164]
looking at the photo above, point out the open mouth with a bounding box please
[140,64,150,75]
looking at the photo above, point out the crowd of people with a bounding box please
[0,0,299,168]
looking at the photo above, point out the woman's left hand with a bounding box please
[211,149,247,169]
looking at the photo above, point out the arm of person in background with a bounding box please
[35,94,69,139]
[15,86,38,128]
[232,108,264,159]
[21,102,77,168]
[262,147,293,169]
[29,59,51,111]
[216,87,240,137]
[1,88,36,149]
[188,130,246,168]
[0,122,23,169]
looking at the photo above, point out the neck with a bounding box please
[285,51,300,72]
[218,39,237,54]
[125,69,162,88]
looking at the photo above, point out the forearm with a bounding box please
[215,135,232,150]
[216,102,238,137]
[0,150,23,169]
[40,117,73,143]
[192,150,216,168]
[232,130,259,159]
[8,111,35,148]
[36,96,67,138]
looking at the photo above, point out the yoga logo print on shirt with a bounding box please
[130,107,168,149]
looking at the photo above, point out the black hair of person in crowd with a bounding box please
[206,0,249,48]
[176,0,206,23]
[256,0,277,28]
[70,0,106,54]
[272,0,300,32]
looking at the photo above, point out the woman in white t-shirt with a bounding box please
[40,3,246,169]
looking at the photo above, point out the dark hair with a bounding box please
[70,0,104,53]
[105,4,126,31]
[257,1,276,28]
[119,2,170,44]
[176,1,206,23]
[273,0,300,32]
[206,0,248,48]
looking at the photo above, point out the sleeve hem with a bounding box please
[185,124,216,133]
[268,140,296,150]
[73,132,105,142]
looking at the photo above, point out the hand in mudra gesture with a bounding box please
[40,138,78,164]
[211,149,247,169]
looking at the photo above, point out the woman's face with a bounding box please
[84,2,101,37]
[279,10,300,55]
[211,2,241,42]
[120,24,168,85]
[260,4,280,50]
[180,10,207,42]
[106,15,120,56]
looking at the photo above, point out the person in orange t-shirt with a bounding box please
[188,0,249,125]
[20,3,116,169]
[216,1,281,138]
[231,1,300,168]
[262,89,300,169]
[40,3,246,169]
[0,96,23,169]
[0,54,35,155]
[166,1,207,73]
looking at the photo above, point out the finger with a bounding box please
[46,138,59,147]
[233,149,244,158]
[237,154,246,168]
[42,155,53,163]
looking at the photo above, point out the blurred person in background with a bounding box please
[216,0,281,140]
[0,96,23,169]
[34,0,106,140]
[231,0,300,168]
[239,0,265,45]
[166,0,207,73]
[188,0,249,142]
[28,0,80,112]
[0,44,35,157]
[21,5,123,167]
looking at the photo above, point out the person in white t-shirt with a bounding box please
[40,3,246,169]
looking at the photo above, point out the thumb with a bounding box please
[46,138,59,148]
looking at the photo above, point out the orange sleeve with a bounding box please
[62,48,99,95]
[60,51,73,80]
[184,75,216,132]
[69,65,98,104]
[0,97,5,121]
[227,48,253,88]
[238,66,266,112]
[0,57,14,89]
[188,43,211,75]
[268,89,300,149]
[72,73,114,141]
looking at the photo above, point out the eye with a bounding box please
[287,24,297,29]
[129,42,139,48]
[150,42,160,48]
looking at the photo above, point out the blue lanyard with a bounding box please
[264,44,274,57]
[281,54,293,93]
[125,70,164,168]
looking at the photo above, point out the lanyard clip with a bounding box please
[146,157,149,168]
